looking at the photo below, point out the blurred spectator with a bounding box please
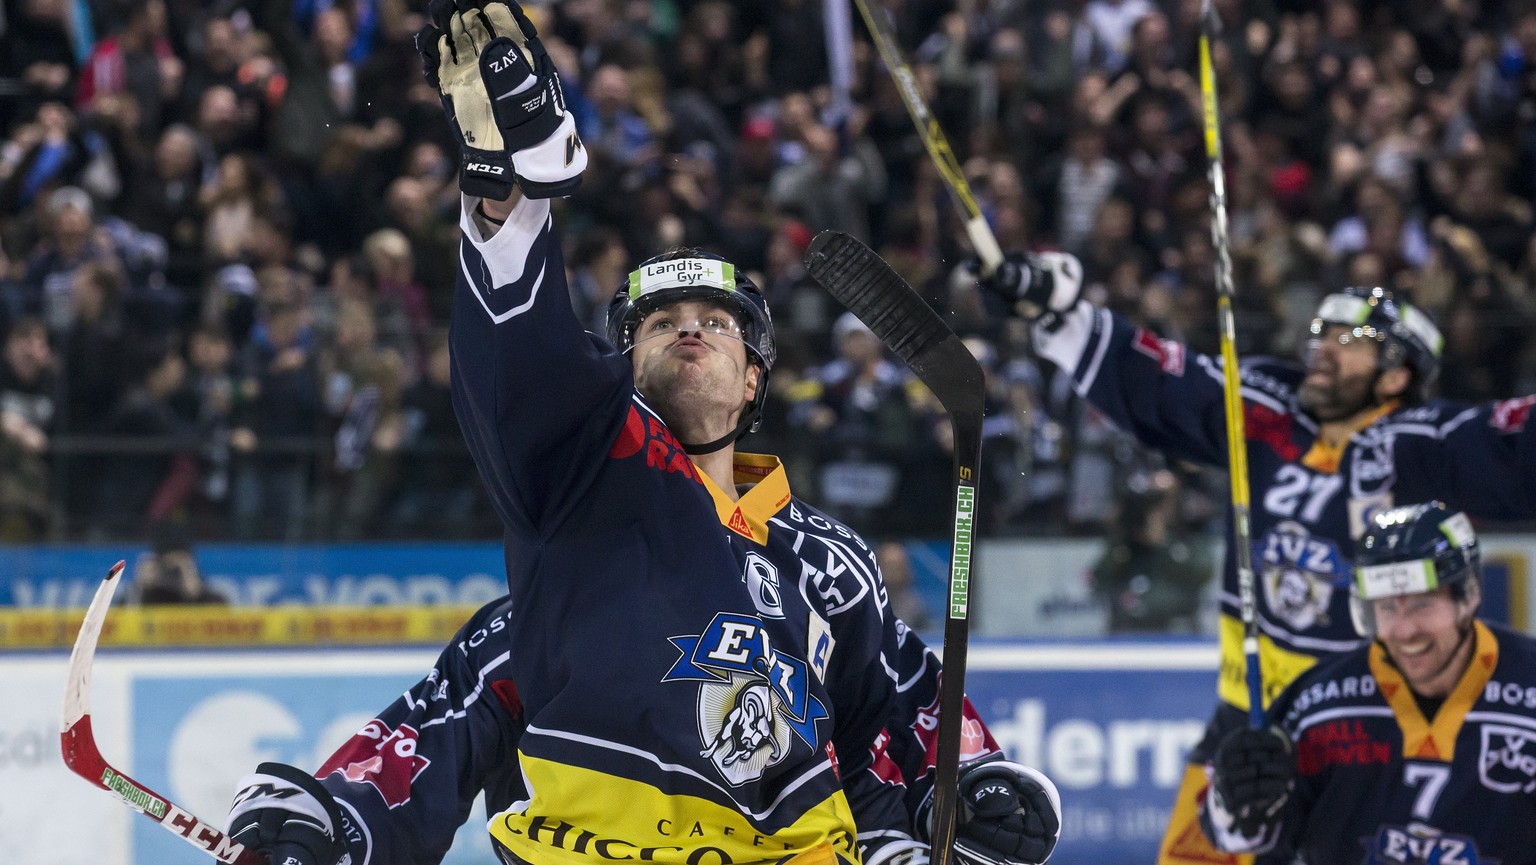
[23,186,117,334]
[230,300,320,540]
[315,297,405,539]
[201,152,284,266]
[386,333,484,538]
[794,311,919,529]
[1090,467,1214,633]
[132,520,227,604]
[0,0,77,131]
[75,0,181,140]
[121,124,212,290]
[566,226,629,333]
[92,340,199,537]
[56,260,125,434]
[186,324,243,522]
[876,540,933,632]
[0,317,55,540]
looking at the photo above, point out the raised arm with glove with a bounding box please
[414,0,585,200]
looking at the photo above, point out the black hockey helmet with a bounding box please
[606,249,776,454]
[1349,501,1481,637]
[1309,286,1443,402]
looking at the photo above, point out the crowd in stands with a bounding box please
[2,0,1535,553]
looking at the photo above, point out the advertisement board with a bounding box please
[1,642,1218,865]
[0,544,507,607]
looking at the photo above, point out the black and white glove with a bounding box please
[228,762,349,865]
[926,756,1061,865]
[415,0,586,200]
[1208,727,1294,841]
[976,252,1083,322]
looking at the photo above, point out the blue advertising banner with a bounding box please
[965,660,1212,863]
[125,655,496,865]
[97,643,1219,865]
[0,544,508,607]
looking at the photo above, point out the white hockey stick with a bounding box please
[60,561,267,865]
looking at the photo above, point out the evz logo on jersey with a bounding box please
[1361,824,1491,865]
[664,613,828,785]
[1479,723,1536,794]
[1258,522,1346,631]
[318,721,431,809]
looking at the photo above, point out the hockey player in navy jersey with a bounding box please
[223,3,1061,865]
[980,252,1536,863]
[1199,502,1536,863]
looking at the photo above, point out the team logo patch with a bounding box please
[1131,328,1185,374]
[1258,522,1347,631]
[664,613,828,785]
[1360,824,1493,865]
[1491,395,1536,433]
[1479,723,1536,794]
[742,552,784,618]
[318,721,431,809]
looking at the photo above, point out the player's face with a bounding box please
[1373,587,1474,698]
[631,299,759,426]
[1298,324,1382,420]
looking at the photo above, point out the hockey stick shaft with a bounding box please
[61,562,267,865]
[1199,1,1264,729]
[849,0,1003,275]
[804,231,984,865]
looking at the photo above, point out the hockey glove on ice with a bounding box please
[1209,726,1294,839]
[929,755,1062,865]
[228,761,349,865]
[415,0,586,200]
[976,251,1083,323]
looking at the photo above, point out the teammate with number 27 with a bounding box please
[980,233,1536,863]
[221,3,1062,865]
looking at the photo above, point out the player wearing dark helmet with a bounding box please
[981,252,1536,865]
[223,4,1062,865]
[1198,502,1536,865]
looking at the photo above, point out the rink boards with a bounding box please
[0,641,1215,865]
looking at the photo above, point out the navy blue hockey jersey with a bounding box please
[1033,304,1536,709]
[431,196,987,865]
[312,595,998,865]
[1203,621,1536,864]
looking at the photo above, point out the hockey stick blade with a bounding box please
[804,230,983,865]
[803,231,984,419]
[61,562,267,865]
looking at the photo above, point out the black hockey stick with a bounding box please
[61,562,267,865]
[804,231,984,865]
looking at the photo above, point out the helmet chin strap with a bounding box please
[680,371,767,456]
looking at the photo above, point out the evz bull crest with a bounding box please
[664,613,828,785]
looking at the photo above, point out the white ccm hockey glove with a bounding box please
[923,756,1063,865]
[976,251,1084,325]
[228,762,350,865]
[414,0,586,200]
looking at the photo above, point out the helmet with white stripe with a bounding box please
[1309,286,1443,402]
[1349,501,1480,637]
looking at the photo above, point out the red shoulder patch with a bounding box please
[318,720,431,809]
[1490,396,1536,433]
[1131,328,1186,375]
[1245,402,1301,460]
